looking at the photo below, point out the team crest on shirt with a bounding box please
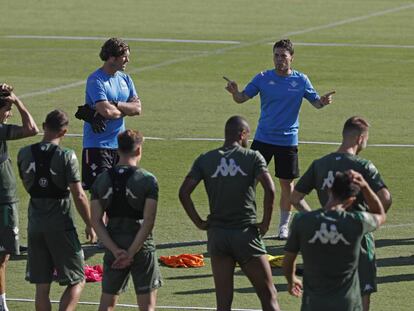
[268,80,276,85]
[290,81,298,88]
[211,158,247,178]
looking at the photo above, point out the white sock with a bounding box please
[0,293,9,311]
[279,210,292,228]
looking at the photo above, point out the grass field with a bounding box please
[1,0,414,310]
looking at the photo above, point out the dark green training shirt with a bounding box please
[18,142,80,232]
[295,152,386,211]
[0,124,19,204]
[188,145,268,229]
[285,209,378,311]
[90,165,159,251]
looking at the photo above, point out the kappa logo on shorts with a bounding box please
[363,284,374,292]
[308,223,350,245]
[211,158,247,178]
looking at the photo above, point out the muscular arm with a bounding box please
[256,171,275,235]
[90,199,121,254]
[377,188,392,213]
[95,96,141,119]
[118,95,141,116]
[225,80,250,103]
[127,198,157,256]
[7,96,39,140]
[178,177,208,230]
[95,100,124,119]
[69,182,96,242]
[291,190,312,212]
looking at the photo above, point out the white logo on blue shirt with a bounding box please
[211,158,247,178]
[290,81,298,88]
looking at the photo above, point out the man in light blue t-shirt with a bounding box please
[79,38,141,190]
[225,39,335,239]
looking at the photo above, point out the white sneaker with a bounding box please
[277,225,289,240]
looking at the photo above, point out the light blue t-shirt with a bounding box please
[244,69,319,146]
[83,68,137,149]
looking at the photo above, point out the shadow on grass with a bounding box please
[377,273,414,284]
[377,255,414,267]
[375,238,414,248]
[82,244,105,260]
[166,273,212,280]
[174,283,287,295]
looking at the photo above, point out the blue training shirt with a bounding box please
[83,68,137,149]
[244,69,319,146]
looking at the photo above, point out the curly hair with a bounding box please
[99,38,130,61]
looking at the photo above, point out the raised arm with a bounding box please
[348,170,386,226]
[178,177,208,230]
[225,79,250,104]
[256,171,275,235]
[69,182,96,243]
[310,90,336,109]
[0,84,39,139]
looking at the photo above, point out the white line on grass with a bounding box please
[6,298,260,311]
[59,133,414,147]
[14,3,414,100]
[270,42,414,49]
[5,35,241,45]
[283,3,414,37]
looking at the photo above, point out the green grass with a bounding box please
[1,0,414,310]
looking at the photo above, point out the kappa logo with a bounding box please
[308,223,350,245]
[363,284,374,292]
[321,170,336,190]
[268,80,276,85]
[211,158,247,178]
[290,80,298,88]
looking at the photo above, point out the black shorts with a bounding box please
[250,140,299,179]
[82,148,119,190]
[0,203,20,255]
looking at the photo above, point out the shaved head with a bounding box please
[224,116,250,146]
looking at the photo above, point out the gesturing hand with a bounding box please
[320,90,336,106]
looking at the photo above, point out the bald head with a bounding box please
[224,116,250,146]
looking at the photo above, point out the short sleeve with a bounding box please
[0,124,16,140]
[243,73,262,98]
[86,77,108,105]
[66,149,81,183]
[362,161,387,193]
[303,75,320,103]
[90,172,107,200]
[253,151,268,178]
[355,211,379,235]
[146,175,159,201]
[187,154,204,182]
[126,75,138,99]
[284,214,302,253]
[295,161,316,194]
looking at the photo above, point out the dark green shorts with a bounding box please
[0,203,20,255]
[207,226,267,265]
[26,230,84,286]
[359,232,377,295]
[102,234,162,295]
